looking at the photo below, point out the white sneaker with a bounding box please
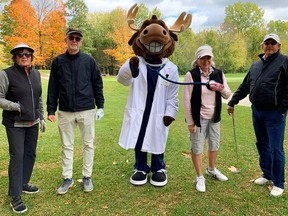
[254,177,271,185]
[196,176,206,192]
[206,168,228,181]
[270,186,284,197]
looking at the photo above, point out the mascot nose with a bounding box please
[140,23,169,41]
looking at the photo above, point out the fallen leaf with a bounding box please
[102,205,109,209]
[112,161,117,165]
[181,151,191,157]
[77,178,83,183]
[228,166,239,172]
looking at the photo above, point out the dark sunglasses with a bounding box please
[68,36,82,42]
[264,41,277,46]
[17,53,32,58]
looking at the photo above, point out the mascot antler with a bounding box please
[169,12,192,32]
[127,3,192,32]
[127,3,139,31]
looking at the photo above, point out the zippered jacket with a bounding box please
[228,51,288,114]
[47,51,104,115]
[0,64,43,126]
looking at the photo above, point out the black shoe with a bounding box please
[130,169,148,185]
[23,184,39,194]
[10,196,27,213]
[150,169,167,187]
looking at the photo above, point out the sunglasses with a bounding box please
[264,41,277,46]
[68,36,82,42]
[17,53,32,58]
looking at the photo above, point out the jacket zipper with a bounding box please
[275,72,281,106]
[27,73,36,120]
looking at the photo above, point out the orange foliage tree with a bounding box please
[3,0,40,64]
[38,0,66,68]
[103,8,134,68]
[2,0,66,68]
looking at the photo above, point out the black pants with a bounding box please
[5,125,38,196]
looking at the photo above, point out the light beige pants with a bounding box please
[58,109,95,179]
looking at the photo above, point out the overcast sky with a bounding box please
[85,0,288,32]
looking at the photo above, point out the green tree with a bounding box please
[221,2,265,66]
[267,20,288,55]
[170,28,195,74]
[88,11,117,75]
[222,1,264,35]
[216,32,247,73]
[133,3,161,28]
[65,0,93,54]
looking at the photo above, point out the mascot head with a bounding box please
[127,4,192,63]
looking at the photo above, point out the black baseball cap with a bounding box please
[66,28,83,37]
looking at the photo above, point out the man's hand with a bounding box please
[96,108,104,120]
[227,105,234,116]
[47,115,56,122]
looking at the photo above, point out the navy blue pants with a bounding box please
[252,105,286,189]
[134,150,165,173]
[5,125,39,196]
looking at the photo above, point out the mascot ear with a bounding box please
[170,32,178,42]
[128,32,138,46]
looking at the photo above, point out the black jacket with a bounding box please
[3,64,42,125]
[47,51,104,115]
[228,51,288,114]
[190,66,223,127]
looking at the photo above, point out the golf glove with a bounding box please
[40,120,46,132]
[96,108,104,120]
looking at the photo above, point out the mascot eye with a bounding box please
[143,30,148,35]
[163,30,167,35]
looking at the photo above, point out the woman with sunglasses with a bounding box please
[182,45,231,193]
[0,43,45,213]
[227,33,288,197]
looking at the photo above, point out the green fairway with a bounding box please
[0,73,287,215]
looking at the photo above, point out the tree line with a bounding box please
[0,0,288,74]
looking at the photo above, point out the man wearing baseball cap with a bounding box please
[227,33,288,197]
[47,28,105,195]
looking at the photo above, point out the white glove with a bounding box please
[96,108,104,120]
[40,120,46,132]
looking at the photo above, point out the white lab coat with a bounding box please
[117,57,179,154]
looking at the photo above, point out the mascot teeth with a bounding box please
[144,42,164,53]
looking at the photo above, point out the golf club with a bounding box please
[232,113,241,173]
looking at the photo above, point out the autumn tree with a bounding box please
[34,0,66,68]
[103,8,134,68]
[2,0,39,64]
[1,0,66,68]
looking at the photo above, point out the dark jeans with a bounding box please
[252,105,286,189]
[5,125,39,196]
[134,150,165,173]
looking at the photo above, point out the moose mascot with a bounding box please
[117,4,192,187]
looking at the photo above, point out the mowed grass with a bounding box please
[0,72,287,215]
